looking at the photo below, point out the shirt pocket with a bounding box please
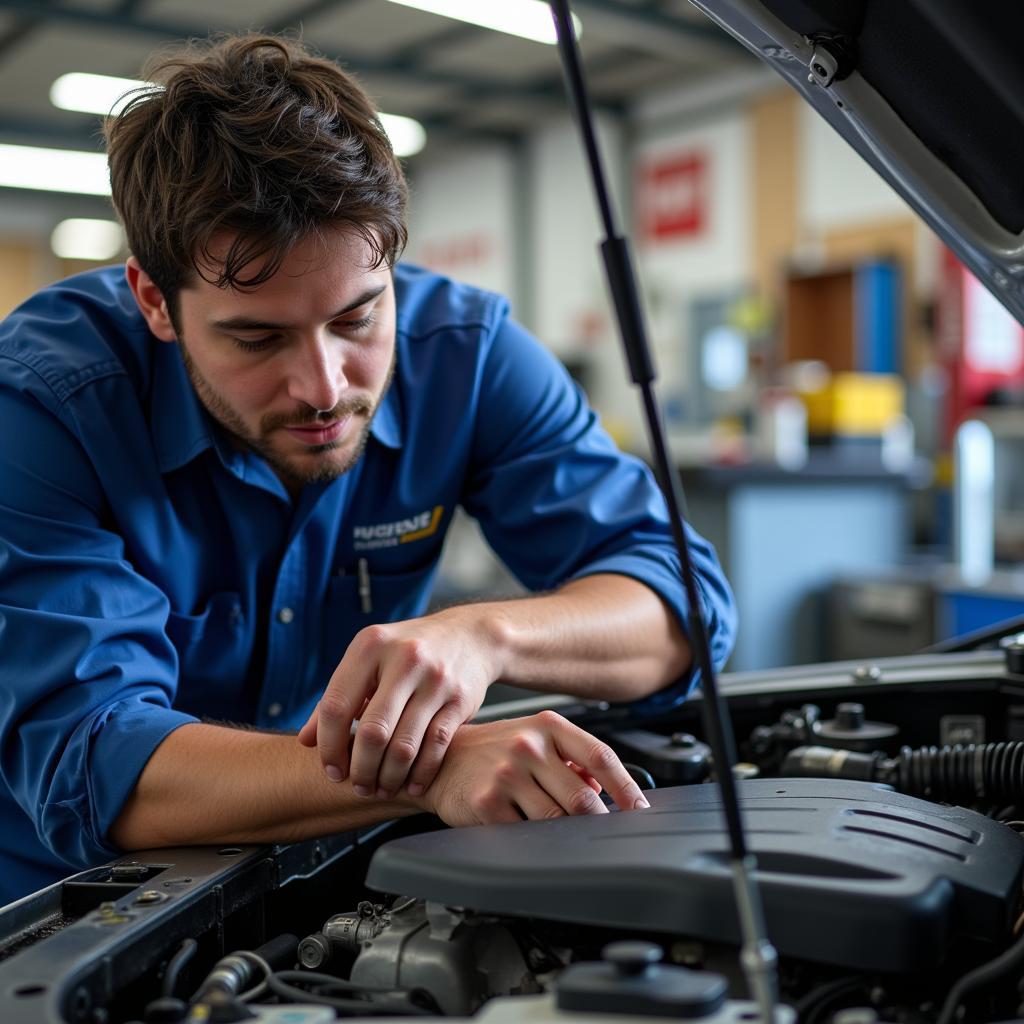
[321,563,439,673]
[165,590,246,687]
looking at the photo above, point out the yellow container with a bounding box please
[799,372,904,437]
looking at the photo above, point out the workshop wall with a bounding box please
[0,193,123,316]
[798,102,912,234]
[526,113,632,444]
[527,112,626,361]
[404,143,519,305]
[627,109,753,450]
[750,89,799,303]
[0,241,44,319]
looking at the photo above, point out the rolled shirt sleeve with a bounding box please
[0,381,198,869]
[462,316,737,707]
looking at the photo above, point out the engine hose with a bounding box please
[782,742,1024,805]
[896,742,1024,804]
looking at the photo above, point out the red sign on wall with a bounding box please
[637,152,707,242]
[419,233,493,273]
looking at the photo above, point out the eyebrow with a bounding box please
[210,284,388,332]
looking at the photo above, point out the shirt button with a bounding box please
[277,607,295,624]
[267,703,283,718]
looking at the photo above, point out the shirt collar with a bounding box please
[150,338,404,474]
[150,338,217,474]
[368,374,403,450]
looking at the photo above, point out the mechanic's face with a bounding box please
[131,228,396,492]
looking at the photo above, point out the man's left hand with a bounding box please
[297,608,501,798]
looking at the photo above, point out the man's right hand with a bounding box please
[417,710,650,826]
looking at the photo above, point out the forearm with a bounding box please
[449,573,691,703]
[109,722,423,850]
[112,710,650,848]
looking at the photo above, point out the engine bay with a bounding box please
[3,646,1024,1024]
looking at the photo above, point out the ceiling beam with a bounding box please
[573,0,744,60]
[267,0,363,35]
[0,0,56,61]
[0,113,101,149]
[0,16,38,60]
[388,22,480,68]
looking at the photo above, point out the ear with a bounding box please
[125,257,177,343]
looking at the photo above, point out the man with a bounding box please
[0,35,736,904]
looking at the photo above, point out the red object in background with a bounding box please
[637,152,707,241]
[419,233,492,274]
[937,247,1024,443]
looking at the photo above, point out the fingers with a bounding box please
[484,751,606,821]
[372,691,458,798]
[348,672,419,797]
[425,714,649,828]
[404,703,465,798]
[538,710,650,812]
[296,710,318,747]
[311,657,375,783]
[531,753,609,818]
[303,617,495,796]
[470,757,567,824]
[567,760,603,794]
[479,727,609,822]
[348,641,473,798]
[513,773,581,820]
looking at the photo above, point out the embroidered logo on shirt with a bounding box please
[353,506,444,551]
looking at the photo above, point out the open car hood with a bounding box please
[687,0,1024,324]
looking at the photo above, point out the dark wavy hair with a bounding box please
[104,34,408,310]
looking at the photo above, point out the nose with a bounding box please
[287,333,346,413]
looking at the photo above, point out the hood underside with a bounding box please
[687,0,1024,324]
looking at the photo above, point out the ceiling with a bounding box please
[0,0,755,158]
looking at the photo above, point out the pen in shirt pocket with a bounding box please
[336,557,373,613]
[357,557,373,613]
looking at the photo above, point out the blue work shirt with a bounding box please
[0,263,736,903]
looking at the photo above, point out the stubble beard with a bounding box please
[178,343,395,487]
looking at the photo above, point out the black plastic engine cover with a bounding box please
[367,779,1024,972]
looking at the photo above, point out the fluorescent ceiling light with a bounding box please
[50,72,155,117]
[50,72,428,158]
[379,112,427,157]
[384,0,580,44]
[51,218,125,261]
[0,143,110,196]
